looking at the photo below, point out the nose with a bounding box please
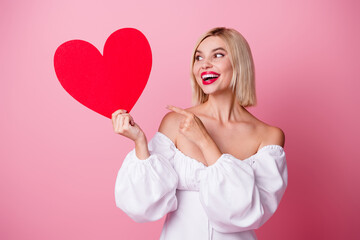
[201,58,212,69]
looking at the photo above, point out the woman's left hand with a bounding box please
[166,105,209,147]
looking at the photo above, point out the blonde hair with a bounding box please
[190,27,256,107]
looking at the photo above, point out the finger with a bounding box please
[115,115,121,132]
[112,109,127,118]
[129,115,135,126]
[179,122,187,134]
[120,113,134,126]
[119,115,125,131]
[123,115,130,129]
[167,105,192,117]
[179,120,189,130]
[112,110,127,129]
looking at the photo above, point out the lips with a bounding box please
[201,71,220,85]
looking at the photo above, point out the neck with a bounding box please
[202,89,248,124]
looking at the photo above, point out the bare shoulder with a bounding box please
[158,111,184,144]
[258,123,285,149]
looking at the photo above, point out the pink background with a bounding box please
[1,0,359,239]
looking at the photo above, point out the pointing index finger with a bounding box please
[166,105,191,116]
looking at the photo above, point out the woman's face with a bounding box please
[193,36,233,95]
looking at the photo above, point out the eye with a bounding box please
[195,55,203,61]
[215,53,224,58]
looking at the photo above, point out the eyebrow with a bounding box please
[195,47,227,53]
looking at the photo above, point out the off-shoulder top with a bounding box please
[115,132,288,240]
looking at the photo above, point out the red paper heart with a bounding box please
[54,28,152,118]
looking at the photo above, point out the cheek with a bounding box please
[193,62,198,70]
[225,59,232,70]
[228,68,233,77]
[192,64,200,77]
[223,66,233,84]
[225,63,233,77]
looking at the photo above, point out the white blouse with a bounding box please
[115,132,288,240]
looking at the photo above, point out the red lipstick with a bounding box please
[201,71,220,85]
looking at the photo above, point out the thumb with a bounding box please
[130,119,135,126]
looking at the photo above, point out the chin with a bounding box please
[202,86,232,96]
[201,88,217,95]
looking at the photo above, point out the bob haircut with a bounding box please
[190,27,256,107]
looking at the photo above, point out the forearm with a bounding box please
[199,135,222,166]
[134,135,150,160]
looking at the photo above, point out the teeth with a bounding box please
[201,74,219,80]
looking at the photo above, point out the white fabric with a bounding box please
[115,132,288,240]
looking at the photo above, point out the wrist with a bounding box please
[199,134,213,150]
[198,135,222,166]
[134,132,147,144]
[134,134,150,160]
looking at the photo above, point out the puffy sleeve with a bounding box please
[114,132,179,222]
[198,145,288,233]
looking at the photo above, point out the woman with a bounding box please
[112,27,288,240]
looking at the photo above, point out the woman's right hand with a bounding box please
[111,109,145,142]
